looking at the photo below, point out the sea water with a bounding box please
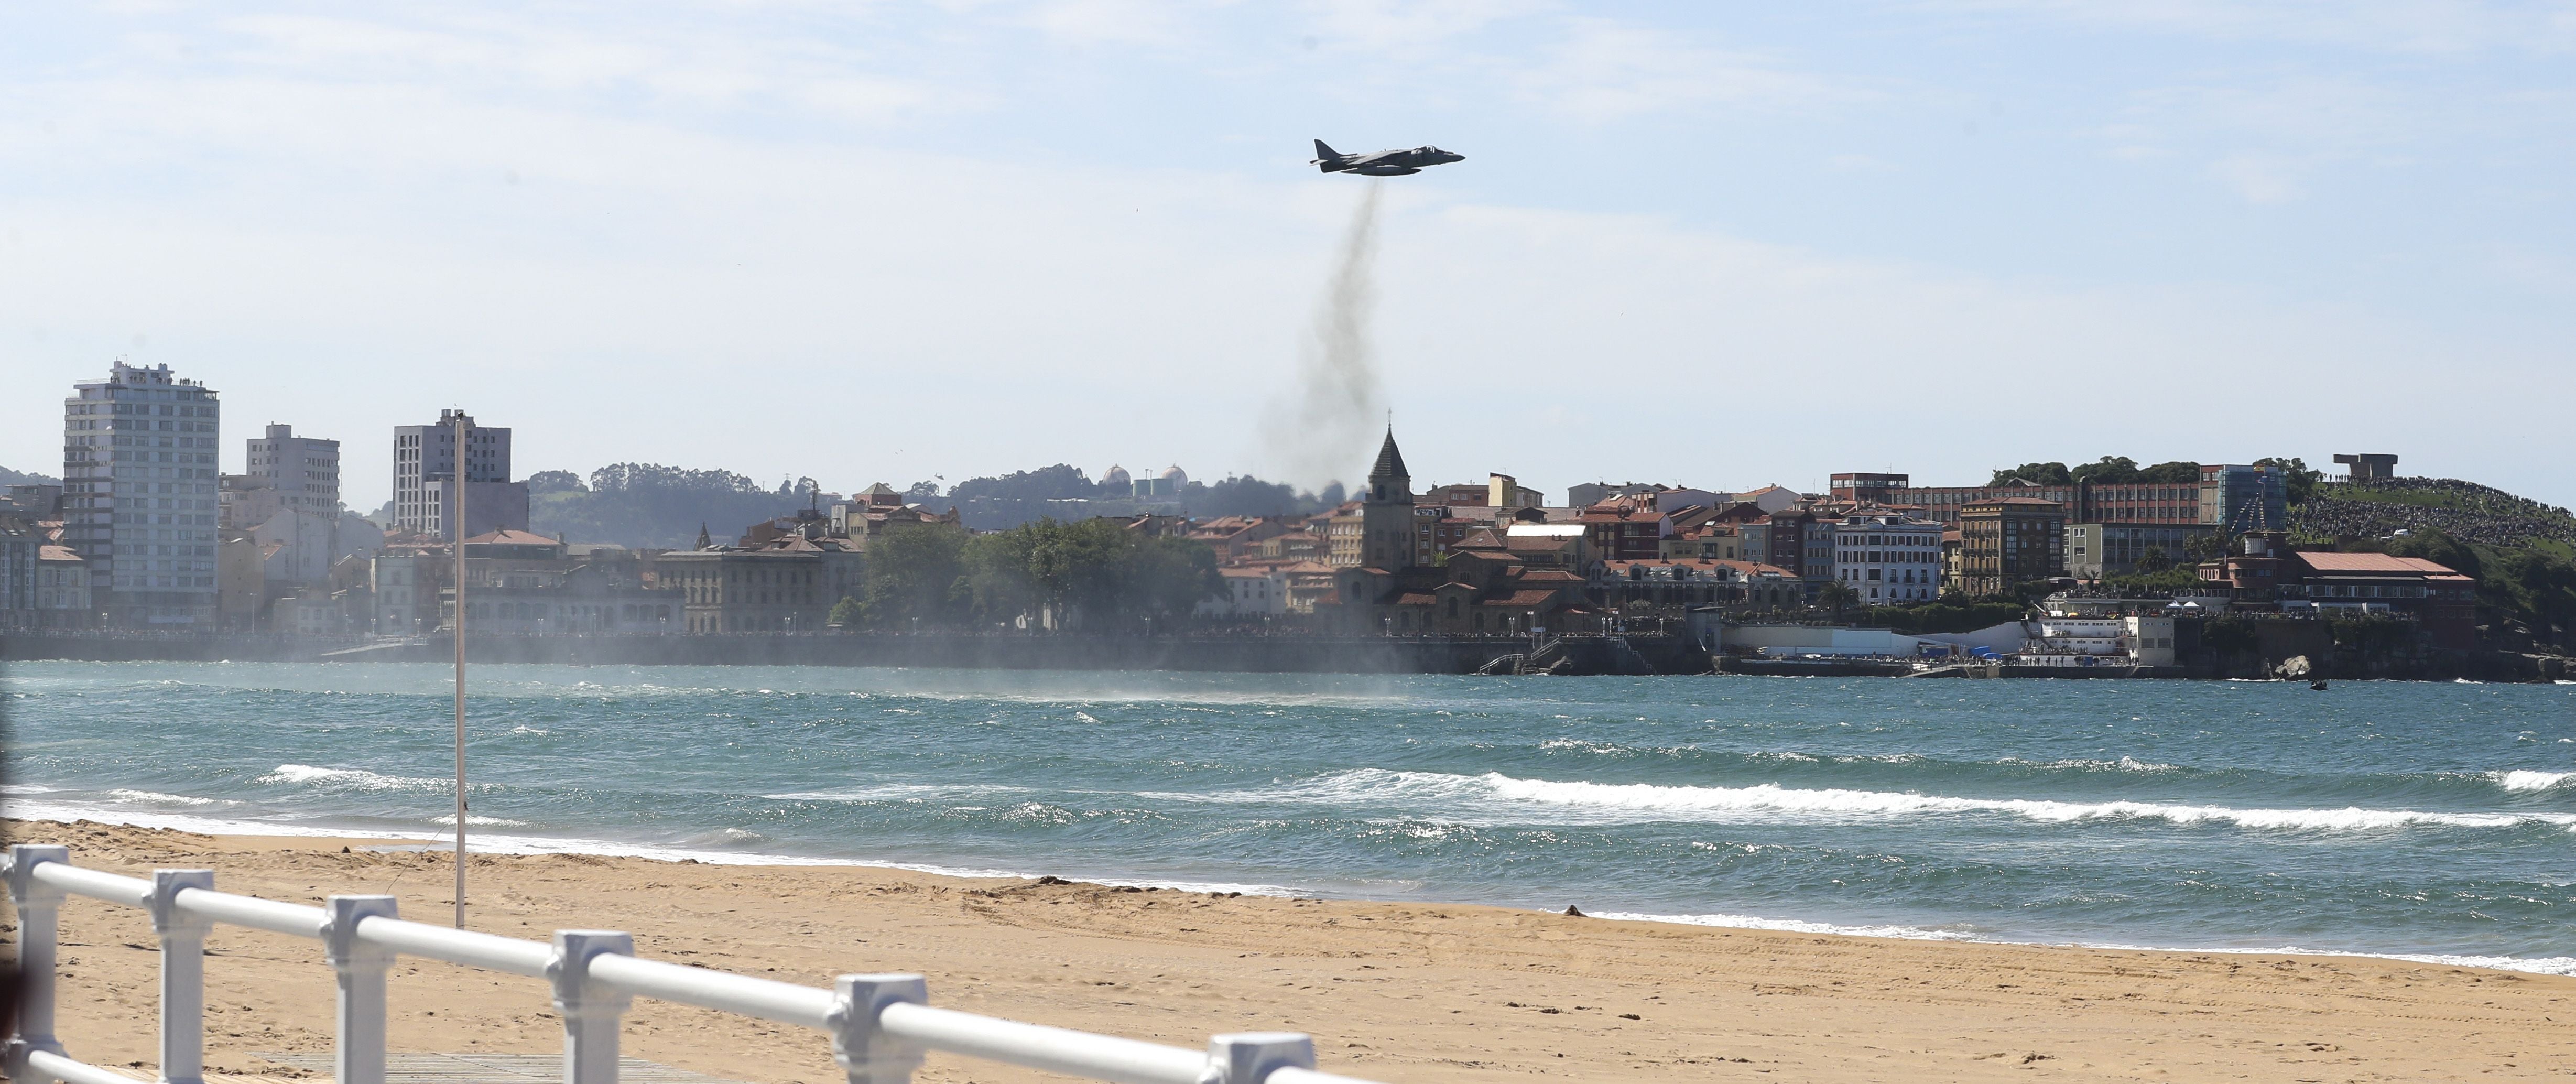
[6,661,2573,971]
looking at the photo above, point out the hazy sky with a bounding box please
[6,2,2572,510]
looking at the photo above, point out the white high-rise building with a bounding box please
[61,361,222,628]
[393,410,524,541]
[246,424,341,515]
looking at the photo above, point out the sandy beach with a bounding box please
[5,820,2571,1083]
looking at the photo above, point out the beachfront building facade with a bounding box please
[60,361,223,628]
[2064,522,2219,579]
[1832,513,1945,604]
[1955,497,2067,598]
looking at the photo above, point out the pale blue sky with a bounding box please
[5,2,2571,508]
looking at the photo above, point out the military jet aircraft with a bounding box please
[1311,139,1464,176]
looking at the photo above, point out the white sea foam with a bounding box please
[259,764,479,793]
[9,798,2570,975]
[430,815,532,827]
[1590,912,2576,977]
[3,800,1298,896]
[1278,769,2576,833]
[766,783,1036,803]
[107,789,231,807]
[1590,909,1978,942]
[2490,770,2573,792]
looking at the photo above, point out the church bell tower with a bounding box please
[1362,428,1417,570]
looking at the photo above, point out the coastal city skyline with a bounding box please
[7,6,2574,509]
[7,7,2575,1080]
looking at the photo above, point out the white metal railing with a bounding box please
[1,844,1380,1084]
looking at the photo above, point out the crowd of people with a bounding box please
[2289,476,2576,548]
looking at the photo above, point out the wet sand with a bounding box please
[6,820,2571,1082]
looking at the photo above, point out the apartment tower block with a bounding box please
[60,361,222,627]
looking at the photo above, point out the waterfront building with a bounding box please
[0,515,35,629]
[365,544,440,636]
[1199,566,1290,619]
[1838,466,2281,532]
[2064,522,2218,579]
[1831,513,1945,604]
[37,544,92,629]
[1957,498,2068,597]
[60,361,222,628]
[655,548,831,633]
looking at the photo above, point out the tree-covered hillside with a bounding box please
[527,464,811,549]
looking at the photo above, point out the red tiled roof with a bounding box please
[1483,589,1564,606]
[1519,569,1585,582]
[463,529,561,546]
[2294,551,2466,577]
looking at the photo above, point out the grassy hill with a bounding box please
[2290,477,2576,559]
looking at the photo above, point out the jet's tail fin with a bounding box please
[1312,139,1342,167]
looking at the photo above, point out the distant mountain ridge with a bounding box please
[0,465,62,487]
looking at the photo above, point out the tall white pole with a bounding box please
[452,410,469,929]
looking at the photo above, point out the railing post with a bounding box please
[1207,1033,1315,1084]
[149,870,216,1084]
[548,930,633,1084]
[323,896,400,1084]
[829,974,927,1084]
[4,845,71,1083]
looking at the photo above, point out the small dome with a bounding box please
[1103,464,1132,485]
[1160,465,1188,484]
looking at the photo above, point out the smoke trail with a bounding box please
[1263,182,1384,490]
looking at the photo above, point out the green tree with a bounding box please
[2135,546,2172,572]
[1987,462,2072,486]
[826,595,861,627]
[2255,457,2325,504]
[1816,581,1860,620]
[2137,460,2201,484]
[858,524,968,629]
[956,518,1222,631]
[1131,535,1223,621]
[526,470,586,495]
[2070,456,2140,484]
[2183,532,2229,562]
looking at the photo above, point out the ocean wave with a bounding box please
[766,783,1036,803]
[2490,770,2573,792]
[2002,756,2178,773]
[1283,769,2576,833]
[429,815,532,827]
[107,789,232,807]
[2,800,1296,895]
[259,764,489,793]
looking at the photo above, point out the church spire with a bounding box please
[1368,426,1409,485]
[695,522,712,550]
